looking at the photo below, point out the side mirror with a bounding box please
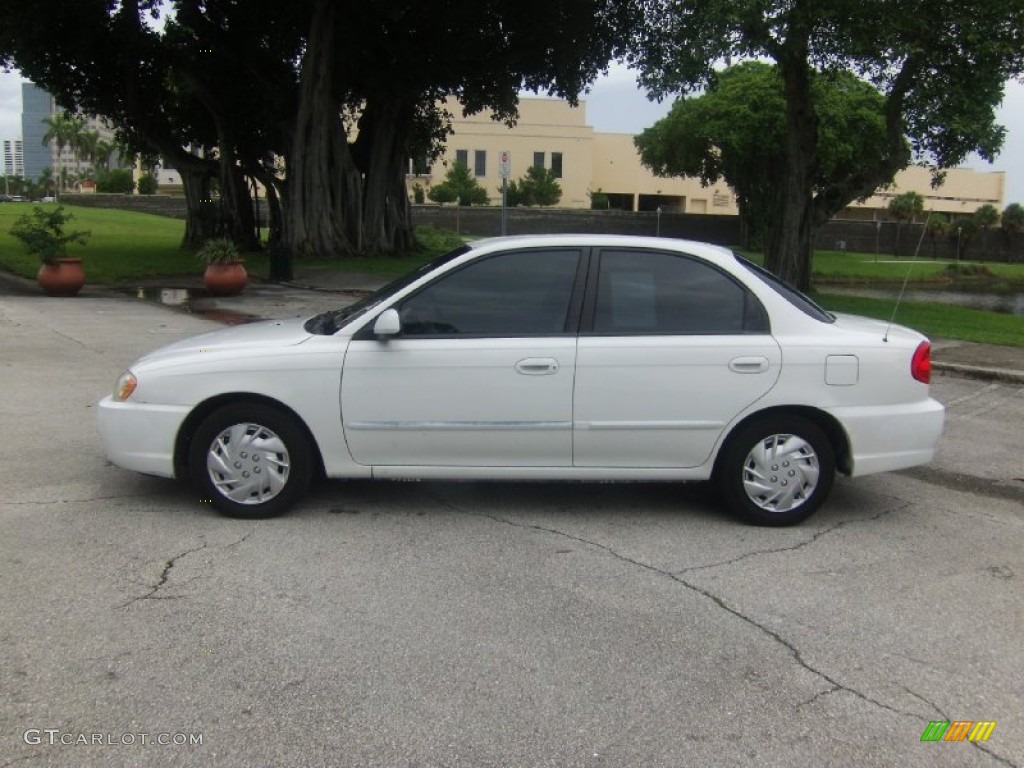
[372,308,401,337]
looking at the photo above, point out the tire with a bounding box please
[717,415,835,526]
[188,403,313,519]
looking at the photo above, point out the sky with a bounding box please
[1,65,1021,205]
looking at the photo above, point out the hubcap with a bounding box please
[740,433,819,513]
[206,422,290,505]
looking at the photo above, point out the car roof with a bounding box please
[466,234,735,261]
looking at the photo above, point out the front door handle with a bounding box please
[515,358,559,375]
[729,356,769,374]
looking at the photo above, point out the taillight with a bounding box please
[911,341,931,384]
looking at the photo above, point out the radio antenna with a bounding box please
[884,210,933,342]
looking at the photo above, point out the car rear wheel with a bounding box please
[188,403,312,518]
[717,415,835,526]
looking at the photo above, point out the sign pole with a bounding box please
[501,177,507,236]
[499,150,511,237]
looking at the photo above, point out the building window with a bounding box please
[474,150,486,177]
[410,156,429,176]
[551,152,563,179]
[533,151,545,169]
[455,149,469,168]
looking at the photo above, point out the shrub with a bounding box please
[196,237,242,265]
[428,162,489,206]
[137,173,158,195]
[96,168,135,194]
[944,263,994,278]
[9,206,91,265]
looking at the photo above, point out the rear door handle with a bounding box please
[515,358,559,375]
[729,356,769,374]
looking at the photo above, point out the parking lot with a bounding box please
[2,294,1022,767]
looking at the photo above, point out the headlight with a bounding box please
[114,371,138,401]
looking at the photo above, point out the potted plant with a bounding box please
[198,237,247,296]
[9,205,91,297]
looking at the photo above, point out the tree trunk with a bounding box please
[283,0,362,259]
[765,47,817,291]
[179,164,217,249]
[356,96,416,254]
[252,169,284,251]
[217,150,258,250]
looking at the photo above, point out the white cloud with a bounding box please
[963,79,1024,205]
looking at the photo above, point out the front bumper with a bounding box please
[827,397,946,477]
[96,396,191,478]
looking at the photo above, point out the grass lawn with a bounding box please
[811,248,1024,284]
[0,203,215,283]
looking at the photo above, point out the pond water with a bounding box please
[822,286,1024,316]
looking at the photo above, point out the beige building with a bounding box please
[417,97,1006,220]
[847,165,1006,220]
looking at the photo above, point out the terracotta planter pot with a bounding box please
[203,262,248,296]
[37,257,86,297]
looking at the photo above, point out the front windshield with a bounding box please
[304,244,472,335]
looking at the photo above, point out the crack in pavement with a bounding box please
[796,684,841,710]
[48,326,92,350]
[117,529,255,609]
[430,494,995,748]
[224,528,257,549]
[673,502,906,576]
[119,542,208,608]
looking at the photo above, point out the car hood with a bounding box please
[135,317,313,365]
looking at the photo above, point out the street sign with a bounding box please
[499,150,511,179]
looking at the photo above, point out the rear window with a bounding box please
[734,254,834,323]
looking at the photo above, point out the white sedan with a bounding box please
[97,235,944,525]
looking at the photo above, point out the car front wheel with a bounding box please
[717,415,835,526]
[188,403,313,518]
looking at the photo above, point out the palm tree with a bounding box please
[93,138,116,170]
[65,117,89,183]
[41,113,75,190]
[887,191,925,257]
[75,129,100,179]
[38,167,55,198]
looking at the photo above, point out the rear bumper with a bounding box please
[827,398,945,477]
[96,396,191,478]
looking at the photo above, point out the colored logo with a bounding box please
[921,721,996,742]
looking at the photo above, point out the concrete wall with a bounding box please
[63,193,190,219]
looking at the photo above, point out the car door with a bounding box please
[341,247,585,467]
[573,248,781,468]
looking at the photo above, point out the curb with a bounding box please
[933,361,1024,385]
